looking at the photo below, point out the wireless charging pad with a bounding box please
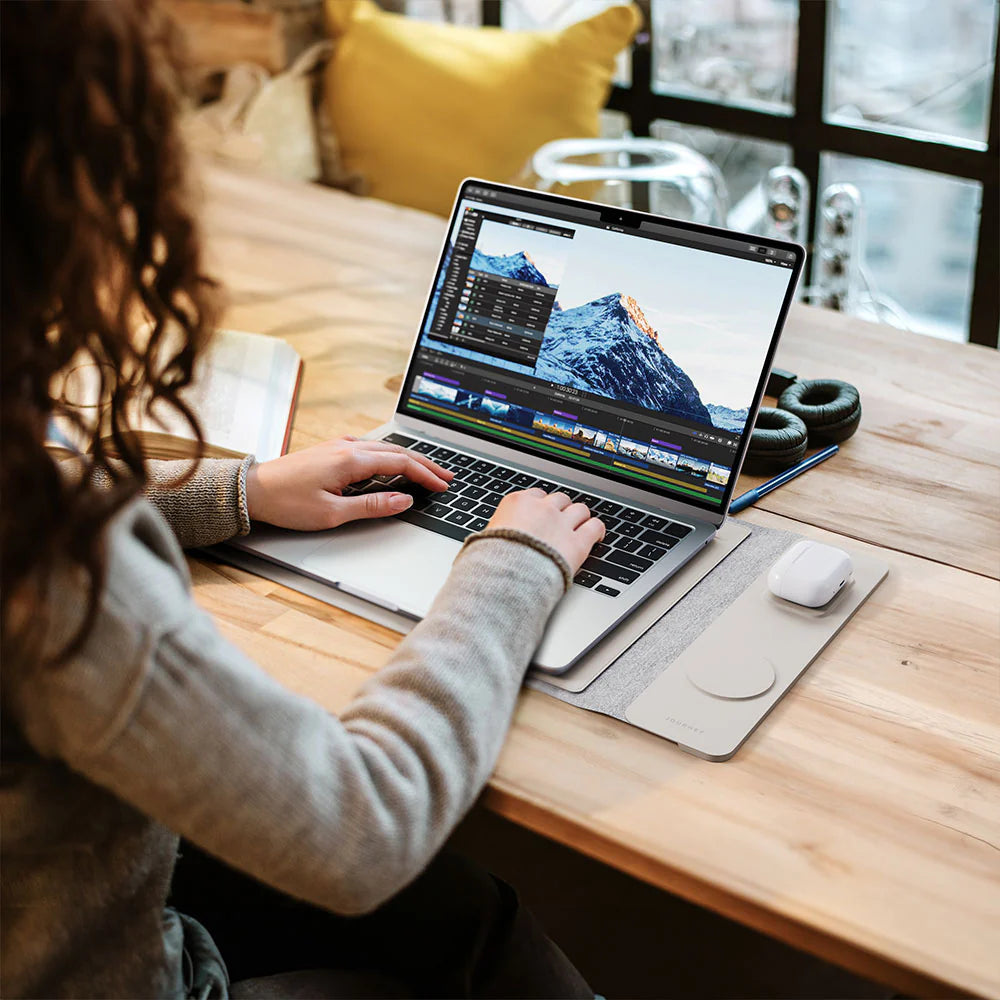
[625,546,888,760]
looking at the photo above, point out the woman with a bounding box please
[0,2,604,997]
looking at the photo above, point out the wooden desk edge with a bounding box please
[482,785,982,999]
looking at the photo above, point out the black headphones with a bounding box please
[745,374,861,475]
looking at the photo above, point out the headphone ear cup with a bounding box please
[746,407,808,475]
[778,379,861,445]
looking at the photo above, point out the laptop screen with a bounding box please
[399,181,801,513]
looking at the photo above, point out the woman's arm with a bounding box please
[81,438,456,549]
[9,499,583,914]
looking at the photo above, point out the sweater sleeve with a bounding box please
[10,501,565,915]
[84,457,254,548]
[142,457,254,547]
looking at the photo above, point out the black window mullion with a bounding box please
[616,92,994,183]
[969,178,999,348]
[968,27,1000,348]
[481,0,500,28]
[626,2,654,211]
[792,0,828,290]
[628,2,654,139]
[614,88,794,144]
[815,123,994,181]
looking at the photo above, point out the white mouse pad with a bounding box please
[624,548,888,760]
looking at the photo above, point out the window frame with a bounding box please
[481,0,1000,347]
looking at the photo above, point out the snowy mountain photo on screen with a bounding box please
[532,221,793,432]
[470,248,551,286]
[420,198,794,434]
[706,403,751,432]
[536,292,712,424]
[470,219,569,288]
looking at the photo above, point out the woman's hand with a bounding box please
[486,488,605,575]
[245,438,453,531]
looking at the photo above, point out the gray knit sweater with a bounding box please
[1,459,568,999]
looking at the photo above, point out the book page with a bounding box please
[146,329,300,462]
[47,330,300,462]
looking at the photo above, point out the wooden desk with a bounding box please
[193,166,1000,998]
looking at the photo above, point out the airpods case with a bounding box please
[768,540,853,608]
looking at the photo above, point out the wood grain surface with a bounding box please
[192,165,1000,998]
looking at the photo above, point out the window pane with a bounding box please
[651,0,798,113]
[600,109,632,139]
[651,120,791,234]
[501,0,633,86]
[402,0,482,25]
[825,0,999,147]
[818,154,981,343]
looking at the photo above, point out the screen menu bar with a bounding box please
[463,185,798,267]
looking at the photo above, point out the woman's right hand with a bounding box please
[486,488,605,575]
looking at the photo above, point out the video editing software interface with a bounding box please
[402,185,797,509]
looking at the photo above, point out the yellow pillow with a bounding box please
[323,1,640,216]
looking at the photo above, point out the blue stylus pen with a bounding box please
[728,443,839,514]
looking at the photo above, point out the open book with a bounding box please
[48,328,302,463]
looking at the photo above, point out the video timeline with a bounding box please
[409,372,733,501]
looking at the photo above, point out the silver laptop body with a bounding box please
[230,180,804,674]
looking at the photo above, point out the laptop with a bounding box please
[230,179,804,674]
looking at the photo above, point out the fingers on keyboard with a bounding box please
[390,441,692,578]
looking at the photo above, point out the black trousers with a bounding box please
[169,843,592,1000]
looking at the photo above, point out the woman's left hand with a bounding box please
[244,437,453,531]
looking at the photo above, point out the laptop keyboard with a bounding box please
[341,433,693,598]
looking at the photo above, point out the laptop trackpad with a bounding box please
[300,518,460,617]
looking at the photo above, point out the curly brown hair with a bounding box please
[1,0,218,666]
